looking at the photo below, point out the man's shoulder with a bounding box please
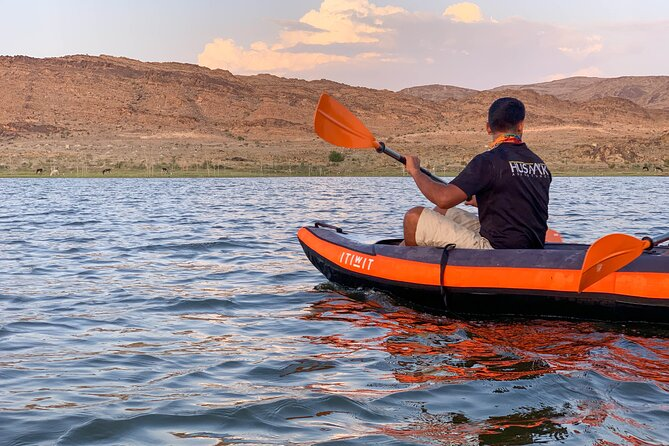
[499,143,545,162]
[524,146,548,164]
[471,150,495,162]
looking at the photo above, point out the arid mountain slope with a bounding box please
[399,84,478,101]
[492,76,669,110]
[1,55,667,142]
[0,55,667,175]
[0,55,451,141]
[403,76,669,111]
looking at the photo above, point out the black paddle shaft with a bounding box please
[377,142,447,185]
[644,231,669,248]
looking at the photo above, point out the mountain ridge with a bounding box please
[0,55,667,175]
[403,75,669,110]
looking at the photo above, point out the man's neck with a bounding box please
[491,131,522,141]
[488,132,523,149]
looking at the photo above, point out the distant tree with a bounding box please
[328,150,345,163]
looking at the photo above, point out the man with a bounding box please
[403,97,551,249]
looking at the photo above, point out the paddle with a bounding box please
[313,92,563,244]
[545,229,563,243]
[314,92,447,185]
[578,231,669,292]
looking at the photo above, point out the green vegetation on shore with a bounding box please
[0,164,666,179]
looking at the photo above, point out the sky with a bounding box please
[1,0,668,90]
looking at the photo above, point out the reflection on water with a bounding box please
[307,292,669,386]
[305,293,669,444]
[0,177,668,445]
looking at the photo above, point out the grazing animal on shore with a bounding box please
[102,168,111,175]
[162,167,170,175]
[643,166,650,171]
[656,166,664,172]
[50,168,59,176]
[35,168,43,174]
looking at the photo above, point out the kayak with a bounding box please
[298,222,669,323]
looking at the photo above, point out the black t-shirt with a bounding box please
[450,142,551,249]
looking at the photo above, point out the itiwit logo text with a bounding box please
[339,251,375,271]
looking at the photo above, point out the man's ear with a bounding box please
[486,122,492,134]
[517,121,525,134]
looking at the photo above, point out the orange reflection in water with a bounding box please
[378,406,572,446]
[304,295,669,387]
[303,294,669,444]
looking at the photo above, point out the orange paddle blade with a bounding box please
[578,233,650,292]
[545,229,563,243]
[314,93,379,149]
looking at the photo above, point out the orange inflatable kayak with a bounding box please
[298,223,669,323]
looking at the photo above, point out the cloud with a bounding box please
[198,1,668,89]
[280,0,405,47]
[198,38,349,74]
[573,66,603,77]
[544,66,603,82]
[198,0,403,74]
[558,35,603,58]
[443,2,483,23]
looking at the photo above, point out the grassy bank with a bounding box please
[2,131,667,180]
[0,165,666,178]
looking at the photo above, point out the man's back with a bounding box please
[402,97,552,250]
[451,142,551,249]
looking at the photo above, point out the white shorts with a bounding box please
[415,207,493,249]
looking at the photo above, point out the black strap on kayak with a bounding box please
[314,221,346,234]
[440,244,456,308]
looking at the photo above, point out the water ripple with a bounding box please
[0,177,668,445]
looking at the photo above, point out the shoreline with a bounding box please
[1,168,666,179]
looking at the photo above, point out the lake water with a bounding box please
[1,176,668,445]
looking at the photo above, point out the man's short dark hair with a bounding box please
[488,97,525,133]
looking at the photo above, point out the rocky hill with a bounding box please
[493,76,669,110]
[399,84,477,101]
[2,55,667,140]
[0,55,667,175]
[0,55,449,141]
[404,76,669,111]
